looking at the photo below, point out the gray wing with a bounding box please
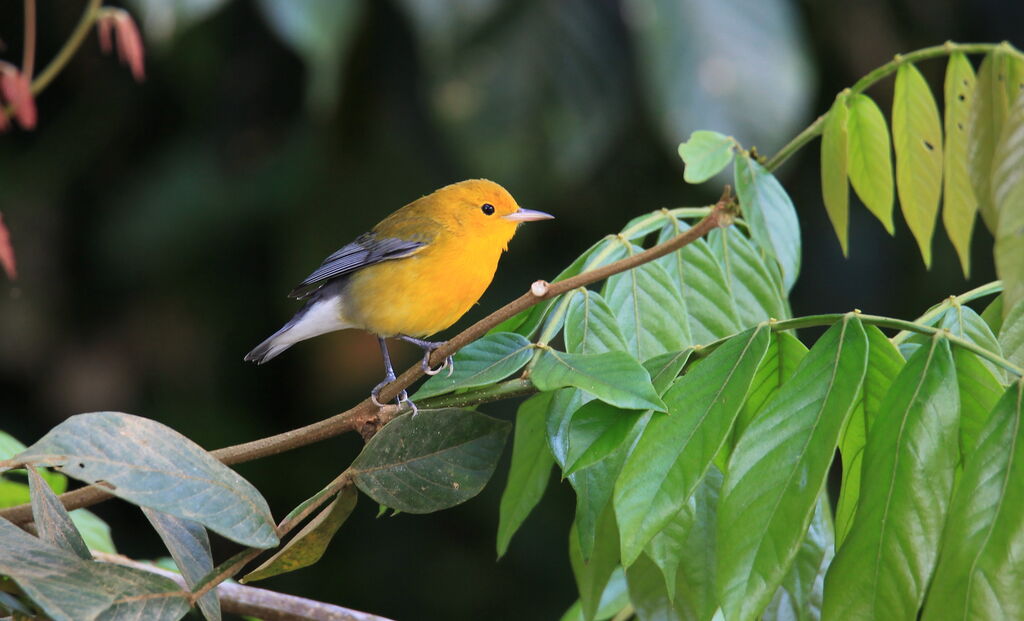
[288,233,425,299]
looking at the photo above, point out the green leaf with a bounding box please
[497,393,555,557]
[763,495,834,621]
[644,349,696,396]
[625,553,678,621]
[718,316,868,621]
[835,326,904,546]
[846,93,895,234]
[893,62,944,268]
[679,131,736,183]
[733,331,809,443]
[821,91,850,255]
[27,468,91,560]
[707,226,789,326]
[570,504,620,621]
[823,336,959,620]
[955,349,1004,458]
[565,402,643,476]
[565,289,629,355]
[69,509,116,554]
[0,431,26,460]
[1000,298,1024,368]
[601,243,692,359]
[532,349,667,412]
[982,293,1006,334]
[0,517,189,621]
[14,412,278,549]
[901,304,1007,383]
[615,325,771,566]
[734,154,802,293]
[992,90,1024,315]
[657,219,741,344]
[242,485,357,584]
[351,408,510,513]
[921,381,1024,620]
[413,332,534,399]
[969,51,1016,232]
[559,569,630,621]
[943,52,979,277]
[143,509,219,621]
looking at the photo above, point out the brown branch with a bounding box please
[22,0,36,78]
[0,189,733,525]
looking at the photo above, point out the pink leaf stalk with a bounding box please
[0,63,37,129]
[96,9,145,82]
[0,212,17,280]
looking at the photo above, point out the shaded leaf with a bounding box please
[615,325,771,566]
[821,91,850,255]
[943,52,979,276]
[992,89,1024,314]
[532,349,666,412]
[1000,298,1024,368]
[625,553,678,621]
[69,509,116,554]
[351,408,510,513]
[559,569,629,621]
[846,93,895,233]
[497,393,555,557]
[27,468,91,560]
[734,155,802,292]
[565,289,629,355]
[413,332,533,399]
[955,349,1003,457]
[14,412,277,549]
[565,401,642,476]
[707,226,789,325]
[679,131,736,183]
[893,63,943,267]
[823,337,959,620]
[763,495,834,621]
[718,317,868,621]
[144,508,219,621]
[644,349,696,396]
[242,485,357,584]
[570,504,620,621]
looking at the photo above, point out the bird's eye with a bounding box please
[481,203,495,215]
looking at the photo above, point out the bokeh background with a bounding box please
[1,0,1022,618]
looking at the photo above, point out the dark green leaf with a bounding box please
[943,52,979,276]
[763,495,834,621]
[144,508,219,621]
[821,91,850,255]
[14,412,277,549]
[0,517,188,621]
[547,389,590,469]
[718,317,868,620]
[413,332,533,399]
[644,349,696,396]
[983,293,1006,335]
[1000,298,1024,367]
[921,382,1024,620]
[497,393,556,557]
[532,349,666,412]
[351,409,510,514]
[27,468,90,560]
[707,226,790,326]
[847,93,895,234]
[993,90,1024,314]
[565,401,642,476]
[734,154,802,292]
[823,337,959,620]
[678,131,736,183]
[615,325,771,566]
[565,289,629,355]
[956,350,1004,458]
[733,331,809,444]
[242,485,357,584]
[570,504,620,621]
[893,62,944,268]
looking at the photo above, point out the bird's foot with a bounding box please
[400,335,455,377]
[370,376,410,408]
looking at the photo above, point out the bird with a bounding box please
[244,179,553,410]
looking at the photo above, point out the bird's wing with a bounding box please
[288,233,425,299]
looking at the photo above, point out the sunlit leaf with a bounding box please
[1000,298,1024,368]
[901,304,1007,383]
[992,90,1024,314]
[733,331,809,445]
[413,332,533,399]
[559,569,629,621]
[846,93,895,234]
[762,496,834,621]
[497,393,555,558]
[678,131,736,183]
[565,289,629,355]
[734,155,802,292]
[532,349,666,412]
[644,349,696,396]
[821,91,850,255]
[707,226,789,326]
[954,349,1003,458]
[68,509,116,554]
[943,52,979,276]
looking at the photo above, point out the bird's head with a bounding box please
[434,179,553,249]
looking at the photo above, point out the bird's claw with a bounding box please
[370,378,418,414]
[422,352,454,376]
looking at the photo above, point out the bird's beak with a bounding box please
[503,208,555,222]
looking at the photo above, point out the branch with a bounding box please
[0,190,734,524]
[31,0,103,95]
[93,552,392,621]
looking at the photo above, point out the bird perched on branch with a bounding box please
[245,179,553,410]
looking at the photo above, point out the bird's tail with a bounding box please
[244,322,299,364]
[244,289,348,364]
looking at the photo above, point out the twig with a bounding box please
[0,191,734,525]
[93,552,392,621]
[31,0,103,95]
[22,0,36,78]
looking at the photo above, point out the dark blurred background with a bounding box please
[1,0,1021,619]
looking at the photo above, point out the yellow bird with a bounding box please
[245,179,553,407]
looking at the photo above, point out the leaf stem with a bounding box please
[22,0,36,78]
[890,280,1003,344]
[31,0,103,95]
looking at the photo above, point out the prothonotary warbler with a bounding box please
[245,179,553,409]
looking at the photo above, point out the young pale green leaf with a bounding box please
[242,485,357,584]
[351,409,510,514]
[27,468,91,561]
[0,517,189,621]
[602,243,692,359]
[921,381,1024,621]
[559,569,629,621]
[821,91,850,255]
[657,219,741,344]
[846,93,895,234]
[644,349,695,396]
[565,401,643,476]
[678,131,736,183]
[968,51,1018,232]
[615,325,771,566]
[707,227,789,326]
[835,326,904,546]
[69,509,116,554]
[14,412,278,549]
[570,505,620,621]
[734,155,802,292]
[943,52,979,277]
[955,349,1004,457]
[763,496,834,621]
[734,331,809,444]
[532,349,666,412]
[823,337,959,620]
[992,90,1024,314]
[497,393,556,558]
[893,63,944,268]
[1000,298,1024,367]
[413,332,533,399]
[717,317,868,621]
[565,289,629,355]
[144,508,220,621]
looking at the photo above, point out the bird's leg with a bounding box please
[398,335,454,376]
[370,337,416,414]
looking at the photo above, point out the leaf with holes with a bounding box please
[413,332,533,399]
[678,130,736,183]
[847,93,895,234]
[821,91,850,254]
[532,349,666,412]
[943,52,979,276]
